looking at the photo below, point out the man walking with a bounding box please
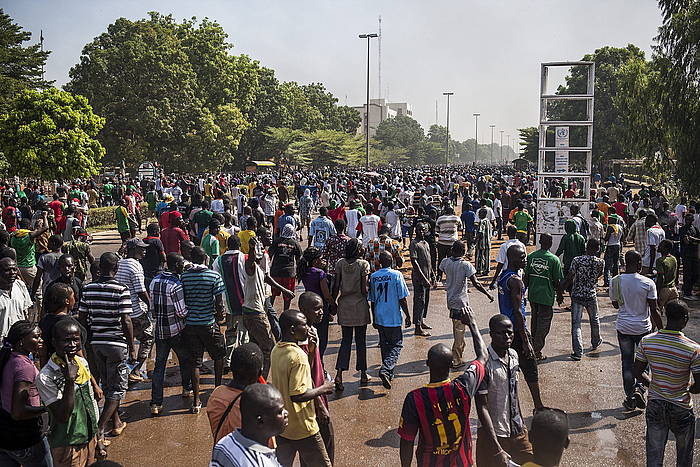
[679,213,700,301]
[369,251,412,389]
[271,310,334,467]
[440,241,494,368]
[78,252,133,444]
[610,250,663,410]
[180,246,227,413]
[497,244,544,410]
[409,222,435,336]
[308,207,336,250]
[114,238,153,383]
[524,233,563,361]
[634,300,700,467]
[148,252,192,416]
[435,206,462,282]
[560,238,605,361]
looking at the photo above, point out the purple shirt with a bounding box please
[1,352,40,411]
[301,267,326,297]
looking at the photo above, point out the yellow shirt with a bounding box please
[270,342,318,440]
[202,228,231,256]
[238,230,256,254]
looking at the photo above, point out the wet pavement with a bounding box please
[88,229,700,467]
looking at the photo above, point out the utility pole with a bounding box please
[378,16,382,99]
[40,29,44,81]
[489,124,495,165]
[506,134,511,162]
[500,130,504,163]
[443,92,454,165]
[359,33,379,168]
[473,113,480,165]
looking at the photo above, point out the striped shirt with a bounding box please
[149,271,187,340]
[210,429,280,467]
[436,215,462,246]
[181,265,225,326]
[366,237,402,272]
[636,329,700,409]
[398,360,485,466]
[115,258,148,318]
[78,278,131,348]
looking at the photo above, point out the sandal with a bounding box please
[334,378,344,392]
[360,375,372,385]
[191,402,202,414]
[110,421,127,437]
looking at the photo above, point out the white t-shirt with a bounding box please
[385,210,402,239]
[493,199,503,218]
[496,239,525,270]
[359,214,380,245]
[643,226,665,267]
[439,257,476,310]
[610,273,657,335]
[346,209,360,239]
[675,204,687,221]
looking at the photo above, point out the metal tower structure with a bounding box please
[536,61,595,249]
[377,16,382,100]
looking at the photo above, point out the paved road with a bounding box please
[87,230,700,467]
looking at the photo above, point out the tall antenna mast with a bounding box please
[378,15,382,100]
[40,29,44,81]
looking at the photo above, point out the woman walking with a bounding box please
[474,207,492,276]
[269,224,302,312]
[0,320,52,466]
[297,246,335,357]
[332,238,371,391]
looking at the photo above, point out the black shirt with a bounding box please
[269,238,302,277]
[141,237,165,276]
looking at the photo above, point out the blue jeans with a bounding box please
[646,399,695,467]
[0,437,52,467]
[617,331,649,398]
[151,334,193,405]
[571,298,601,357]
[377,325,403,380]
[604,244,621,286]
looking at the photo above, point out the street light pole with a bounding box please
[489,124,495,165]
[443,92,454,165]
[359,33,378,168]
[473,113,480,165]
[500,130,504,163]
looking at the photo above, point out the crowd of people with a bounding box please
[0,165,698,467]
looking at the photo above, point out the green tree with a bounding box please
[653,0,700,194]
[375,115,424,149]
[289,130,363,166]
[518,127,539,162]
[0,88,105,179]
[551,45,647,162]
[0,9,52,110]
[66,13,248,172]
[263,127,306,165]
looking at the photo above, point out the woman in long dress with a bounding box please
[332,238,371,391]
[475,207,492,276]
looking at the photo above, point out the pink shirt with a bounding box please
[1,353,40,411]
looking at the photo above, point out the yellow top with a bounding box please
[270,341,319,440]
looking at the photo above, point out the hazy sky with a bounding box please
[5,0,663,144]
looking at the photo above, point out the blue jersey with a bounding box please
[309,216,336,249]
[368,267,409,327]
[497,269,527,329]
[460,210,476,233]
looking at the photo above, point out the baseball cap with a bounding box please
[126,238,148,249]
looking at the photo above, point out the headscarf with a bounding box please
[281,224,297,239]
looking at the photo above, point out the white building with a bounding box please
[352,98,413,137]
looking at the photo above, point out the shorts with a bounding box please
[271,276,296,297]
[511,330,539,383]
[91,345,128,400]
[182,324,226,366]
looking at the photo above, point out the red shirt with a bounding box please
[328,206,346,222]
[1,206,17,232]
[159,210,182,230]
[613,201,627,218]
[161,226,190,254]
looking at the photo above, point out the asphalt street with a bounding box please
[87,229,700,467]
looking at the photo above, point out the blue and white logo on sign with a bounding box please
[556,128,569,138]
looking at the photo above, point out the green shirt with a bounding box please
[656,255,677,289]
[103,183,113,197]
[525,249,563,306]
[513,210,532,233]
[193,209,213,231]
[201,233,220,267]
[10,233,35,268]
[115,206,129,233]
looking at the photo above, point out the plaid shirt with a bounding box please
[148,271,187,340]
[629,218,648,255]
[323,234,350,276]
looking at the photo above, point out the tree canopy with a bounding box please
[0,88,105,180]
[0,9,52,111]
